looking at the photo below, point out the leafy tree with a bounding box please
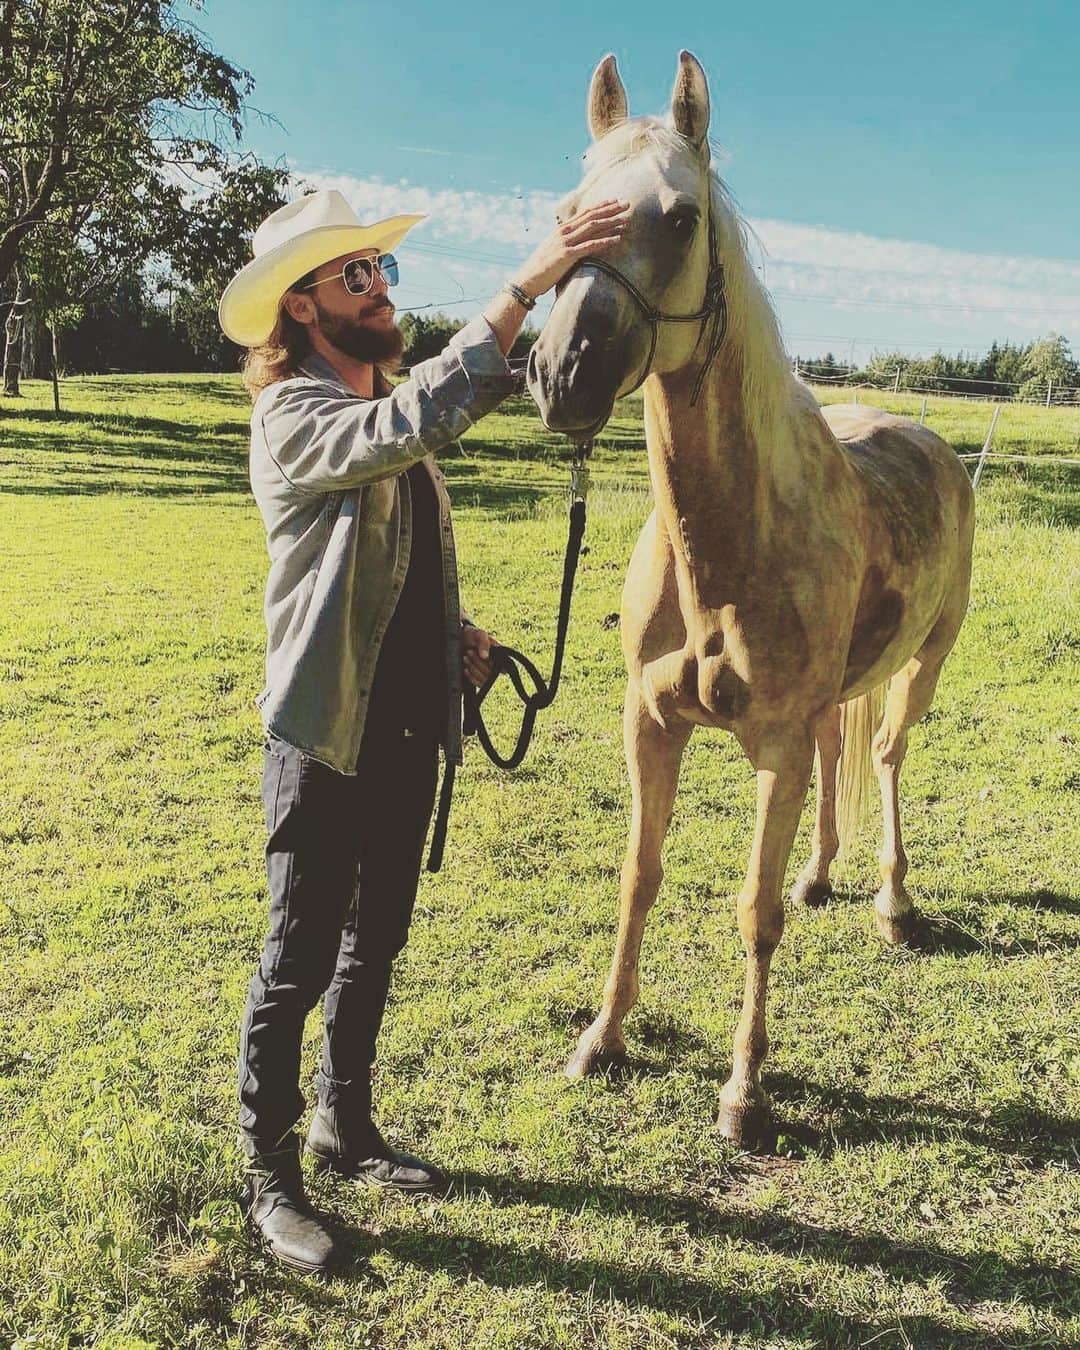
[163,158,290,370]
[1,2,288,396]
[398,312,466,365]
[398,311,538,368]
[0,1,254,309]
[1020,333,1078,402]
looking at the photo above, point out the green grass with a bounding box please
[0,374,1077,1348]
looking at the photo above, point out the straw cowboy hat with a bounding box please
[218,189,426,347]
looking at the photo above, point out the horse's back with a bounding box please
[822,403,970,496]
[821,403,974,565]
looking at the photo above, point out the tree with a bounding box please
[398,312,466,365]
[1020,334,1078,402]
[398,311,539,369]
[0,0,260,309]
[1,262,29,393]
[163,158,290,371]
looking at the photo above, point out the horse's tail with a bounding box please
[835,683,887,858]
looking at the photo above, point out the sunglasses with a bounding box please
[302,253,399,296]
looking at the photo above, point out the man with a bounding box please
[218,187,628,1274]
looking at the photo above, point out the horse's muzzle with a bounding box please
[526,334,618,437]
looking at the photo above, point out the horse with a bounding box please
[526,51,975,1151]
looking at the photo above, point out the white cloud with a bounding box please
[294,167,560,248]
[290,166,1080,350]
[748,219,1080,328]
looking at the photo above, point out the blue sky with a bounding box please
[195,0,1080,361]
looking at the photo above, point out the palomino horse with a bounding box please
[527,52,974,1150]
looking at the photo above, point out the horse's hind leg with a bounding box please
[873,652,946,944]
[566,683,691,1078]
[790,705,841,908]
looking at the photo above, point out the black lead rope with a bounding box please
[426,444,592,872]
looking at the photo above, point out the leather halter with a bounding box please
[566,185,728,408]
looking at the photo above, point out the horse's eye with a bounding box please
[668,206,699,238]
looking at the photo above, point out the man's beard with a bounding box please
[314,301,405,366]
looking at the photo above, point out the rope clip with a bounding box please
[570,439,593,504]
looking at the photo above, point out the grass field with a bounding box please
[0,373,1077,1348]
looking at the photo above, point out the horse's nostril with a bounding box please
[526,346,541,386]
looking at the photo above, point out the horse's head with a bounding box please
[528,51,719,438]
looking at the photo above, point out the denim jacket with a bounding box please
[248,314,519,774]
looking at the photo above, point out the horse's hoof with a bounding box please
[565,1037,630,1080]
[875,906,920,946]
[717,1094,778,1154]
[791,876,834,908]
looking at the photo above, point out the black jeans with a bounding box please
[237,725,439,1147]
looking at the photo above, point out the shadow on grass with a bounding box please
[441,465,548,515]
[461,425,645,467]
[974,887,1080,916]
[0,426,245,468]
[910,913,1080,957]
[766,1072,1079,1171]
[89,376,247,402]
[812,884,1080,955]
[349,1175,1076,1344]
[0,457,249,498]
[555,1018,1079,1172]
[2,404,248,443]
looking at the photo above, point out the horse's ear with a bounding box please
[670,50,710,150]
[588,54,628,141]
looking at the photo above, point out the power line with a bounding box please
[402,240,1080,323]
[772,289,1080,318]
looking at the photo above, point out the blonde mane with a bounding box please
[577,116,797,451]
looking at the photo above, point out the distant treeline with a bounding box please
[794,335,1079,402]
[9,280,535,382]
[11,272,1074,403]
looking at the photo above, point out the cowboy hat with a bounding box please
[218,189,426,347]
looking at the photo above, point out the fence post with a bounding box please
[972,404,1001,488]
[894,365,902,393]
[920,396,928,425]
[1046,379,1053,408]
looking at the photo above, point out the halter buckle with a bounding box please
[570,442,592,503]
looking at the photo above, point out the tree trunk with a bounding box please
[50,324,61,413]
[20,301,44,379]
[2,272,29,396]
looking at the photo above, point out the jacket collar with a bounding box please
[297,350,353,391]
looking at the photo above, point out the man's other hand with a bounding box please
[462,626,496,688]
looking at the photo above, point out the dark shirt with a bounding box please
[364,462,446,740]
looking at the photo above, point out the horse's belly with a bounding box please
[840,545,965,698]
[838,419,974,696]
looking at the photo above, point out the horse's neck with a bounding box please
[643,350,821,619]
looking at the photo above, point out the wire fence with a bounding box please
[796,366,1080,486]
[795,361,1080,406]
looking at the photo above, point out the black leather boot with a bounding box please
[306,1104,448,1195]
[241,1131,339,1274]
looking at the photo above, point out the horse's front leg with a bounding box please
[718,727,814,1150]
[566,682,691,1078]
